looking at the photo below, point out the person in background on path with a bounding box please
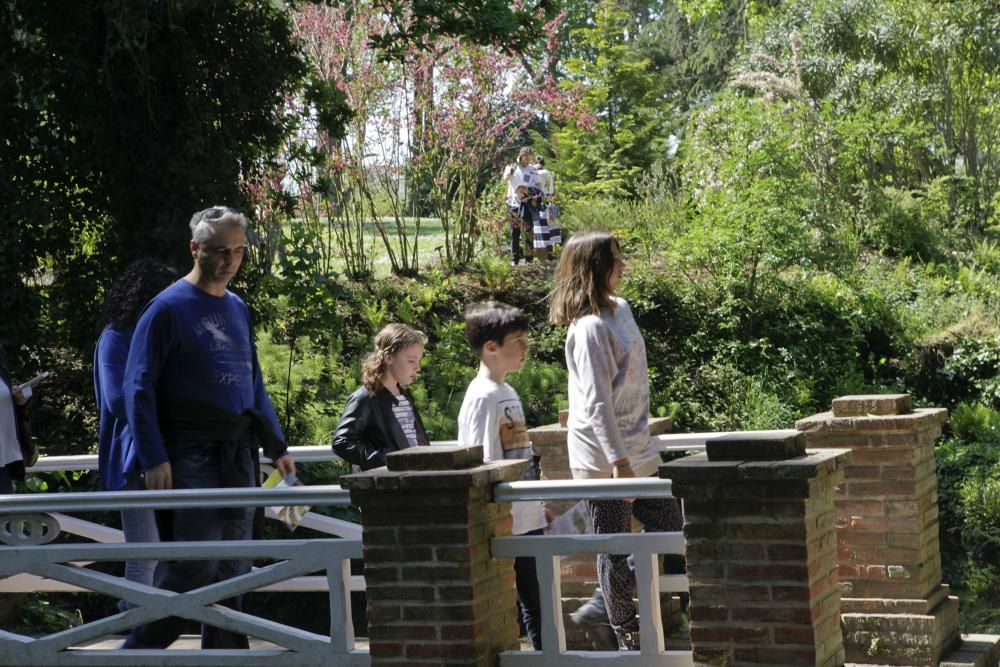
[502,146,542,265]
[333,323,429,470]
[458,301,547,650]
[535,156,560,249]
[122,206,296,649]
[0,341,38,495]
[94,258,178,608]
[549,231,683,651]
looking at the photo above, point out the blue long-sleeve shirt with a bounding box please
[94,326,136,490]
[124,280,284,470]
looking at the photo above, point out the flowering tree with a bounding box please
[245,1,592,276]
[418,36,592,267]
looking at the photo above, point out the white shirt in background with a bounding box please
[0,381,22,467]
[503,164,541,207]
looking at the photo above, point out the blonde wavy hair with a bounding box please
[361,323,428,392]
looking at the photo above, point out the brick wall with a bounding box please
[342,445,527,667]
[796,394,961,666]
[663,430,849,667]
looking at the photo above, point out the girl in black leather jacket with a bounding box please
[332,324,430,470]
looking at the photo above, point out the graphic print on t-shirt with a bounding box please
[498,397,530,454]
[192,311,253,388]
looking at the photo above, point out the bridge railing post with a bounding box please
[796,394,974,665]
[662,430,849,667]
[341,445,526,666]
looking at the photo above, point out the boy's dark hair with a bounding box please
[464,301,529,356]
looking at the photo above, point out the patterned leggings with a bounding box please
[590,495,684,631]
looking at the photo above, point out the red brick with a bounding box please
[847,448,913,465]
[405,642,479,659]
[400,563,472,580]
[690,583,769,603]
[767,544,808,561]
[368,640,403,657]
[734,646,818,663]
[690,625,770,644]
[689,605,729,622]
[724,522,807,540]
[727,563,809,582]
[687,541,767,561]
[838,500,884,515]
[772,585,810,602]
[440,623,480,640]
[401,604,475,622]
[850,480,921,497]
[845,465,882,479]
[366,603,401,621]
[731,606,812,624]
[839,531,886,547]
[370,585,436,602]
[372,624,438,640]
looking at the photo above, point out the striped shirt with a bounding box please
[391,393,420,447]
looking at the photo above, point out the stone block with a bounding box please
[386,444,485,471]
[342,459,526,495]
[938,634,1000,667]
[842,594,960,666]
[706,429,806,461]
[796,408,948,437]
[664,449,850,485]
[832,394,913,417]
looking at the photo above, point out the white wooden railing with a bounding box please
[2,434,710,666]
[12,434,707,596]
[0,485,367,667]
[493,477,695,666]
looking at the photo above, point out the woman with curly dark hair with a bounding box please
[94,259,178,602]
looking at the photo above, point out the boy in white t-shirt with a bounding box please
[458,301,546,650]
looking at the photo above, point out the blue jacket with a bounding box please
[94,326,134,491]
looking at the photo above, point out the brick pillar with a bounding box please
[340,445,527,667]
[528,416,677,647]
[796,394,962,666]
[662,430,849,667]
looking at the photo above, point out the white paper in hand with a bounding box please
[263,469,310,530]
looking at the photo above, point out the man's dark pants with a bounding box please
[123,442,254,649]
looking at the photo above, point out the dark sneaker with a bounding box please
[570,589,617,651]
[614,627,640,651]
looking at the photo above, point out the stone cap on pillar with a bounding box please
[831,394,912,417]
[386,444,484,471]
[661,447,852,483]
[705,429,805,461]
[340,444,527,494]
[796,393,947,434]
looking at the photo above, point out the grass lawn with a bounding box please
[364,217,447,276]
[305,216,506,277]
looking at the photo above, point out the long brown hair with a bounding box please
[548,231,619,326]
[361,323,428,392]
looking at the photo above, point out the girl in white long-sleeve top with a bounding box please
[549,230,682,651]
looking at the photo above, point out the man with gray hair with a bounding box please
[121,206,295,649]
